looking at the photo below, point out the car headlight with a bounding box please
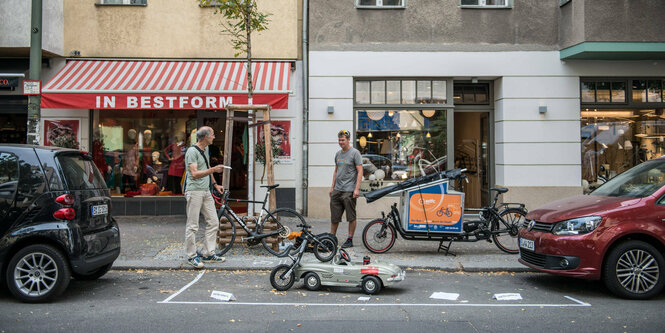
[552,216,602,235]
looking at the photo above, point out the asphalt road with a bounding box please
[0,270,663,333]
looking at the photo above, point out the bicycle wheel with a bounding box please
[362,218,396,253]
[491,208,526,254]
[257,207,306,257]
[217,211,236,256]
[270,264,295,291]
[314,235,336,262]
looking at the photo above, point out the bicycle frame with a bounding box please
[216,188,282,242]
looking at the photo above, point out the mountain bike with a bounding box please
[214,184,310,257]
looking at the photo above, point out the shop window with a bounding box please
[92,110,198,196]
[96,0,147,5]
[580,108,665,194]
[632,80,647,103]
[355,109,447,192]
[453,84,489,105]
[581,80,627,104]
[648,80,663,103]
[355,0,406,9]
[460,0,512,8]
[356,79,447,105]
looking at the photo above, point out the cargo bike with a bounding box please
[361,168,527,255]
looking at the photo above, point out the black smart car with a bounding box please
[0,145,120,302]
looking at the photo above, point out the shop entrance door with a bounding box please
[197,111,249,212]
[453,112,490,208]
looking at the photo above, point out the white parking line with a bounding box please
[159,269,206,304]
[160,296,591,308]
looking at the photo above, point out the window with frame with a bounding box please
[96,0,147,6]
[354,79,450,192]
[355,0,406,9]
[460,0,512,8]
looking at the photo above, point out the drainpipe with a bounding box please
[301,0,309,215]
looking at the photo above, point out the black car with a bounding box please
[0,145,120,302]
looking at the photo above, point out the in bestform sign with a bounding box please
[40,93,289,109]
[96,95,233,109]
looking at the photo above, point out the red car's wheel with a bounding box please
[362,219,396,253]
[603,240,665,299]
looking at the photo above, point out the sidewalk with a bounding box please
[113,215,532,272]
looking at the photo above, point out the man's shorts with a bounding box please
[330,190,357,223]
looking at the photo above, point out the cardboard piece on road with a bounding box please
[357,296,371,301]
[429,292,460,301]
[210,291,236,302]
[492,293,522,301]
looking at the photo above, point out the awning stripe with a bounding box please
[43,60,292,94]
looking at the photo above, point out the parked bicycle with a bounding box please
[362,169,527,255]
[214,184,312,257]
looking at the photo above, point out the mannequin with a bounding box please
[141,129,155,184]
[123,129,139,192]
[163,132,186,194]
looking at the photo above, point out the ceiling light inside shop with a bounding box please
[367,110,385,121]
[580,111,635,118]
[422,110,436,118]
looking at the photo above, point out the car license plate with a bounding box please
[519,238,534,251]
[91,204,108,216]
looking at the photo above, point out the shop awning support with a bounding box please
[227,104,275,212]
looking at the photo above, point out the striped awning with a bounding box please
[41,60,291,110]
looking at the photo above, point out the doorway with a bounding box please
[197,110,249,213]
[453,112,490,208]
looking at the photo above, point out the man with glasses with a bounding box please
[330,130,363,248]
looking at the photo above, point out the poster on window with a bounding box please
[257,120,291,162]
[43,119,80,148]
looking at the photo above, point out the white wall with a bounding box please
[253,61,304,212]
[308,50,665,191]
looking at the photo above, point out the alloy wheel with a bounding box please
[615,249,660,294]
[13,252,59,297]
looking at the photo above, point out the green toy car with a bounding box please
[270,249,405,294]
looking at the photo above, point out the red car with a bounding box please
[518,158,665,299]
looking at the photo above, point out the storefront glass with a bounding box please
[354,78,452,192]
[355,109,447,192]
[581,109,665,193]
[92,109,198,196]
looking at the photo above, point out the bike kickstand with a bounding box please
[437,239,456,257]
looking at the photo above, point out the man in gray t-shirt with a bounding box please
[330,130,363,248]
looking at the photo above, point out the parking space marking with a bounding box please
[160,296,591,308]
[159,270,206,304]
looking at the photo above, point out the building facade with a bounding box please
[306,0,665,218]
[2,0,304,215]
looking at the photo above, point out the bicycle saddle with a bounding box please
[490,187,508,194]
[260,184,280,190]
[339,249,351,262]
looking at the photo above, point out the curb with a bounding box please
[112,262,536,273]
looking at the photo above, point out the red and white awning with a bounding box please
[41,60,291,110]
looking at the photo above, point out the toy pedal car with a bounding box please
[270,249,405,295]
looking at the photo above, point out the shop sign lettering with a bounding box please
[0,77,19,88]
[94,95,233,109]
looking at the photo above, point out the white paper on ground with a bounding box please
[357,296,370,301]
[429,292,460,301]
[492,293,522,301]
[210,290,236,301]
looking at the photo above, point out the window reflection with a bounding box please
[581,108,665,194]
[355,109,447,191]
